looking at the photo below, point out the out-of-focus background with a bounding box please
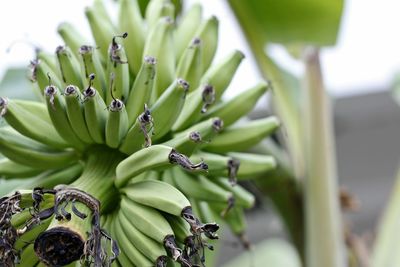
[1,0,400,265]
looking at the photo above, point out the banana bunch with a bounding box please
[0,0,280,266]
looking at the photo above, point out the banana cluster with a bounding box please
[0,0,280,266]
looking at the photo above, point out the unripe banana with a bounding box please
[125,56,156,125]
[63,85,93,144]
[19,244,40,266]
[145,0,175,31]
[201,50,244,101]
[120,197,174,243]
[81,77,108,144]
[203,81,270,127]
[163,212,192,245]
[151,78,189,141]
[115,145,207,188]
[84,3,116,62]
[226,152,277,180]
[164,117,223,155]
[112,212,153,266]
[213,177,255,209]
[55,45,84,89]
[57,22,89,59]
[119,104,154,155]
[143,17,175,97]
[79,45,107,98]
[0,127,77,170]
[174,3,203,60]
[118,0,145,76]
[171,167,235,216]
[44,84,86,150]
[0,158,42,179]
[105,97,129,148]
[118,210,168,264]
[203,117,280,153]
[29,59,63,95]
[106,34,130,103]
[15,217,52,250]
[0,98,68,149]
[172,84,216,131]
[176,38,203,91]
[194,16,219,73]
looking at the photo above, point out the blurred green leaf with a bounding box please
[227,0,344,46]
[221,239,301,267]
[0,67,37,100]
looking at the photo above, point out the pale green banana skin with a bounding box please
[82,88,108,144]
[174,3,203,61]
[19,244,40,266]
[0,158,43,178]
[194,16,219,74]
[32,59,63,94]
[118,210,168,263]
[125,56,156,126]
[106,43,130,103]
[116,145,173,188]
[57,22,89,59]
[203,82,269,127]
[105,103,129,149]
[227,152,277,180]
[55,46,84,89]
[121,179,191,216]
[120,197,174,243]
[118,0,145,76]
[203,116,280,153]
[176,38,203,91]
[64,86,94,144]
[213,177,255,209]
[118,117,151,155]
[1,99,69,149]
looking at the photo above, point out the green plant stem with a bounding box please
[303,48,345,267]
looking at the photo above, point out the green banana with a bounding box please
[151,78,189,141]
[145,0,175,31]
[64,85,93,144]
[44,84,86,150]
[163,212,192,245]
[105,97,129,148]
[118,209,168,265]
[113,212,154,267]
[115,145,207,188]
[0,127,77,170]
[15,217,52,250]
[106,33,130,103]
[200,50,244,101]
[125,56,156,126]
[118,0,145,75]
[79,45,107,98]
[213,177,255,209]
[172,84,215,131]
[0,98,68,149]
[0,158,43,179]
[82,76,109,144]
[174,3,203,61]
[203,117,280,153]
[143,16,175,97]
[84,3,116,62]
[57,22,89,59]
[120,197,174,243]
[119,105,154,155]
[226,152,277,180]
[164,117,223,155]
[171,167,235,216]
[203,81,270,127]
[29,59,63,95]
[194,16,219,74]
[19,244,40,266]
[176,37,202,91]
[55,45,84,88]
[121,179,191,216]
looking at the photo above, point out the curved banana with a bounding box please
[64,85,93,144]
[203,116,280,153]
[194,16,219,74]
[118,0,145,76]
[0,98,68,149]
[176,38,202,91]
[0,158,43,179]
[19,244,40,266]
[203,81,270,127]
[213,177,255,209]
[57,22,89,59]
[0,127,77,170]
[55,45,84,88]
[105,97,129,148]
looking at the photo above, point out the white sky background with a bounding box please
[0,0,399,98]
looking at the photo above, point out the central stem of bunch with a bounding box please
[34,146,124,266]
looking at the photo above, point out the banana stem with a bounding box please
[302,48,345,267]
[35,145,124,266]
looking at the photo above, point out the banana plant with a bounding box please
[0,0,281,266]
